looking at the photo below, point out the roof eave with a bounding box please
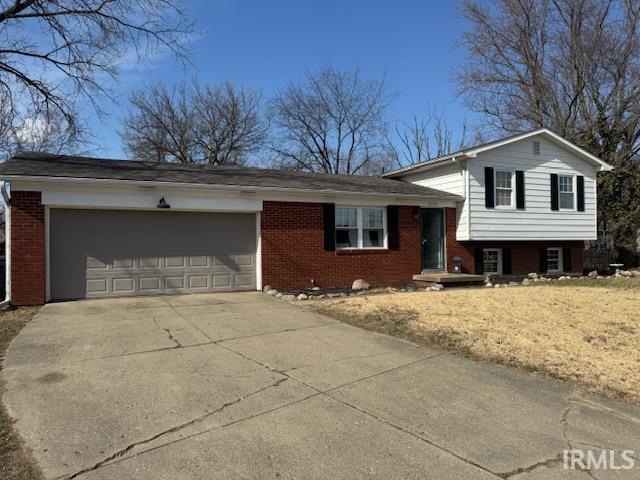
[382,127,615,176]
[382,154,471,178]
[1,174,463,202]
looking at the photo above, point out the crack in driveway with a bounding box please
[152,318,182,348]
[497,453,564,479]
[61,377,289,480]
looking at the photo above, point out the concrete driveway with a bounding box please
[2,293,639,480]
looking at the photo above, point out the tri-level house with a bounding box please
[384,128,613,277]
[0,128,612,305]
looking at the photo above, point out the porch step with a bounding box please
[413,273,485,287]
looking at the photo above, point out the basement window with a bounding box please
[336,206,386,249]
[483,248,502,275]
[547,247,562,272]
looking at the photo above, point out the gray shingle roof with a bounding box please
[0,152,459,198]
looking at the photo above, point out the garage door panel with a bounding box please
[50,209,257,299]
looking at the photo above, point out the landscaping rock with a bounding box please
[528,272,539,279]
[275,292,283,298]
[266,289,278,296]
[351,279,370,290]
[326,293,341,298]
[521,278,531,286]
[281,294,296,301]
[484,282,493,288]
[588,270,598,278]
[262,285,272,293]
[508,281,520,287]
[311,286,321,291]
[297,293,308,301]
[494,284,502,288]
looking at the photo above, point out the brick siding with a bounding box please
[10,191,46,305]
[261,201,422,290]
[444,207,585,275]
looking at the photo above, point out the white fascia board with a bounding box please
[41,190,264,212]
[3,175,463,203]
[383,155,471,178]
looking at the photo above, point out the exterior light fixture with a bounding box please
[157,197,171,209]
[452,256,462,273]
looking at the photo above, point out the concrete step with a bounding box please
[413,273,485,287]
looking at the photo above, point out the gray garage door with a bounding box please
[50,209,257,300]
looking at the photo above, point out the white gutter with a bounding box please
[1,181,10,307]
[0,174,464,202]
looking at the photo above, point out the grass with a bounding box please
[533,275,640,289]
[0,307,43,480]
[312,279,640,404]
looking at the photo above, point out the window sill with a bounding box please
[336,248,390,255]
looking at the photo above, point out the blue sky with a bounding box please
[91,0,476,158]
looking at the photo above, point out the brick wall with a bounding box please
[261,201,422,290]
[10,191,45,305]
[444,207,585,275]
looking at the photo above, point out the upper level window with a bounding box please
[559,175,574,209]
[495,170,513,207]
[336,206,386,249]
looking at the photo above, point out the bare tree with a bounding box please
[457,0,640,166]
[192,82,267,165]
[269,66,396,175]
[386,109,470,167]
[0,92,82,158]
[0,0,194,155]
[121,80,267,165]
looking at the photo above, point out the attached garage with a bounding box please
[49,209,257,300]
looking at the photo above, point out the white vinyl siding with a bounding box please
[467,136,597,240]
[399,162,469,240]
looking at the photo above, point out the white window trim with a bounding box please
[494,169,515,209]
[336,206,387,250]
[558,174,576,211]
[483,248,502,275]
[546,247,563,273]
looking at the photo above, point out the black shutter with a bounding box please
[516,171,525,210]
[576,176,585,212]
[502,248,512,274]
[323,203,336,251]
[387,205,400,250]
[475,248,484,274]
[539,247,548,273]
[485,167,495,208]
[563,247,572,272]
[550,173,559,211]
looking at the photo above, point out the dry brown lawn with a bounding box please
[312,284,640,404]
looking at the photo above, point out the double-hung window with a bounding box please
[546,247,562,272]
[495,171,513,207]
[483,248,502,275]
[559,175,574,209]
[335,206,386,249]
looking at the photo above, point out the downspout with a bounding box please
[1,181,10,307]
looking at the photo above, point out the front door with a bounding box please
[421,208,445,271]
